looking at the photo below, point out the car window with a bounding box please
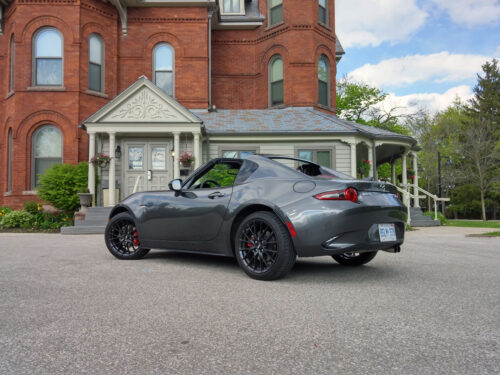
[191,163,241,189]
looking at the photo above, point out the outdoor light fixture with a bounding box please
[115,145,121,159]
[171,147,175,157]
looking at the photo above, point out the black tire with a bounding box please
[105,212,150,260]
[234,211,296,280]
[332,251,378,266]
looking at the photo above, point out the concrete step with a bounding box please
[75,218,108,226]
[410,219,441,227]
[61,226,105,235]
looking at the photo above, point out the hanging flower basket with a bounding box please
[407,168,415,181]
[179,150,194,168]
[91,153,112,168]
[357,159,371,177]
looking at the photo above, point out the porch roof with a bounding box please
[196,107,417,145]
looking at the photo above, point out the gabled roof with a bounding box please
[81,76,202,126]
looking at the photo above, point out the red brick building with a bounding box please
[0,0,417,209]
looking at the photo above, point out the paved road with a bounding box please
[0,227,499,375]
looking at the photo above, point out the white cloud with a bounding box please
[377,86,473,115]
[336,0,427,48]
[495,45,500,57]
[347,52,490,88]
[430,0,500,27]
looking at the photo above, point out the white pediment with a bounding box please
[83,76,202,125]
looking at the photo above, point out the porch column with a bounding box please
[402,153,408,186]
[193,132,200,169]
[412,152,420,207]
[349,142,357,178]
[88,132,96,207]
[108,132,116,206]
[372,140,378,180]
[391,162,396,185]
[173,131,180,179]
[367,145,374,178]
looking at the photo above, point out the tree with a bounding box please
[468,59,500,130]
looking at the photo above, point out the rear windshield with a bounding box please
[269,157,354,180]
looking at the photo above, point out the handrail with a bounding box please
[399,183,450,221]
[395,186,412,224]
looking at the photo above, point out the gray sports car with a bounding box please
[104,155,406,280]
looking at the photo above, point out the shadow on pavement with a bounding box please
[143,250,401,283]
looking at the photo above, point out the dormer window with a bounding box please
[220,0,245,15]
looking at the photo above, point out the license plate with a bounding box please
[378,224,396,242]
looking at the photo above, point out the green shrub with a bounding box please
[37,162,88,213]
[0,210,34,229]
[0,206,13,219]
[23,201,41,215]
[423,211,448,225]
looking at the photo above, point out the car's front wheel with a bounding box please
[331,251,377,266]
[105,212,150,260]
[235,211,296,281]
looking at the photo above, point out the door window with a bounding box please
[128,147,144,170]
[191,162,241,189]
[151,147,166,170]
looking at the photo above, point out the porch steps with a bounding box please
[410,207,441,227]
[61,207,112,235]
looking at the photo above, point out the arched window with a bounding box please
[9,35,14,92]
[269,0,283,25]
[89,34,104,92]
[319,0,328,25]
[32,125,63,188]
[318,55,330,107]
[33,28,63,86]
[7,129,13,192]
[269,56,284,107]
[153,43,174,96]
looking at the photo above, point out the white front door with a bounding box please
[123,140,172,196]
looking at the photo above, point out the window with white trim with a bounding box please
[222,150,256,159]
[33,28,63,86]
[220,0,245,15]
[318,55,330,107]
[89,34,104,92]
[269,0,283,25]
[32,125,63,188]
[153,43,174,96]
[298,149,332,168]
[269,55,284,107]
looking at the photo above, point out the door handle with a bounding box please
[208,192,225,199]
[147,170,152,181]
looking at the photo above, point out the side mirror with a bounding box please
[168,179,183,192]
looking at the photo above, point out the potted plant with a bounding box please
[407,168,415,181]
[179,151,195,168]
[90,153,111,168]
[357,159,371,178]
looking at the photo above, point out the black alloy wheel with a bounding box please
[235,211,296,280]
[331,251,378,266]
[105,212,150,260]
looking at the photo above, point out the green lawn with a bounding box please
[446,220,500,229]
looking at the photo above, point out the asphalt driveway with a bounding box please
[0,227,499,375]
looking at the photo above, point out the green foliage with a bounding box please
[0,206,13,219]
[0,210,34,229]
[445,220,500,229]
[423,211,448,225]
[23,201,41,215]
[37,162,89,213]
[199,164,237,187]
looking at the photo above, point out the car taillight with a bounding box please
[314,187,358,203]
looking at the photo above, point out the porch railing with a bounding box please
[400,183,450,222]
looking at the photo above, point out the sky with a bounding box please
[335,0,500,115]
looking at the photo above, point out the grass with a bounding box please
[445,220,500,229]
[467,231,500,237]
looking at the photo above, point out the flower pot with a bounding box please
[181,162,192,168]
[78,193,93,211]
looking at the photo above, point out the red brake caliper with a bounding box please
[247,235,254,248]
[132,231,140,246]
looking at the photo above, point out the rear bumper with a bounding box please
[284,199,407,257]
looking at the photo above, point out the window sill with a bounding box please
[316,103,334,112]
[265,21,285,31]
[6,90,14,99]
[269,103,287,109]
[27,86,66,92]
[318,22,331,31]
[3,191,12,197]
[85,90,108,98]
[22,190,38,196]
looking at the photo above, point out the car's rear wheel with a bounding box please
[235,212,296,280]
[332,251,377,266]
[105,212,150,260]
